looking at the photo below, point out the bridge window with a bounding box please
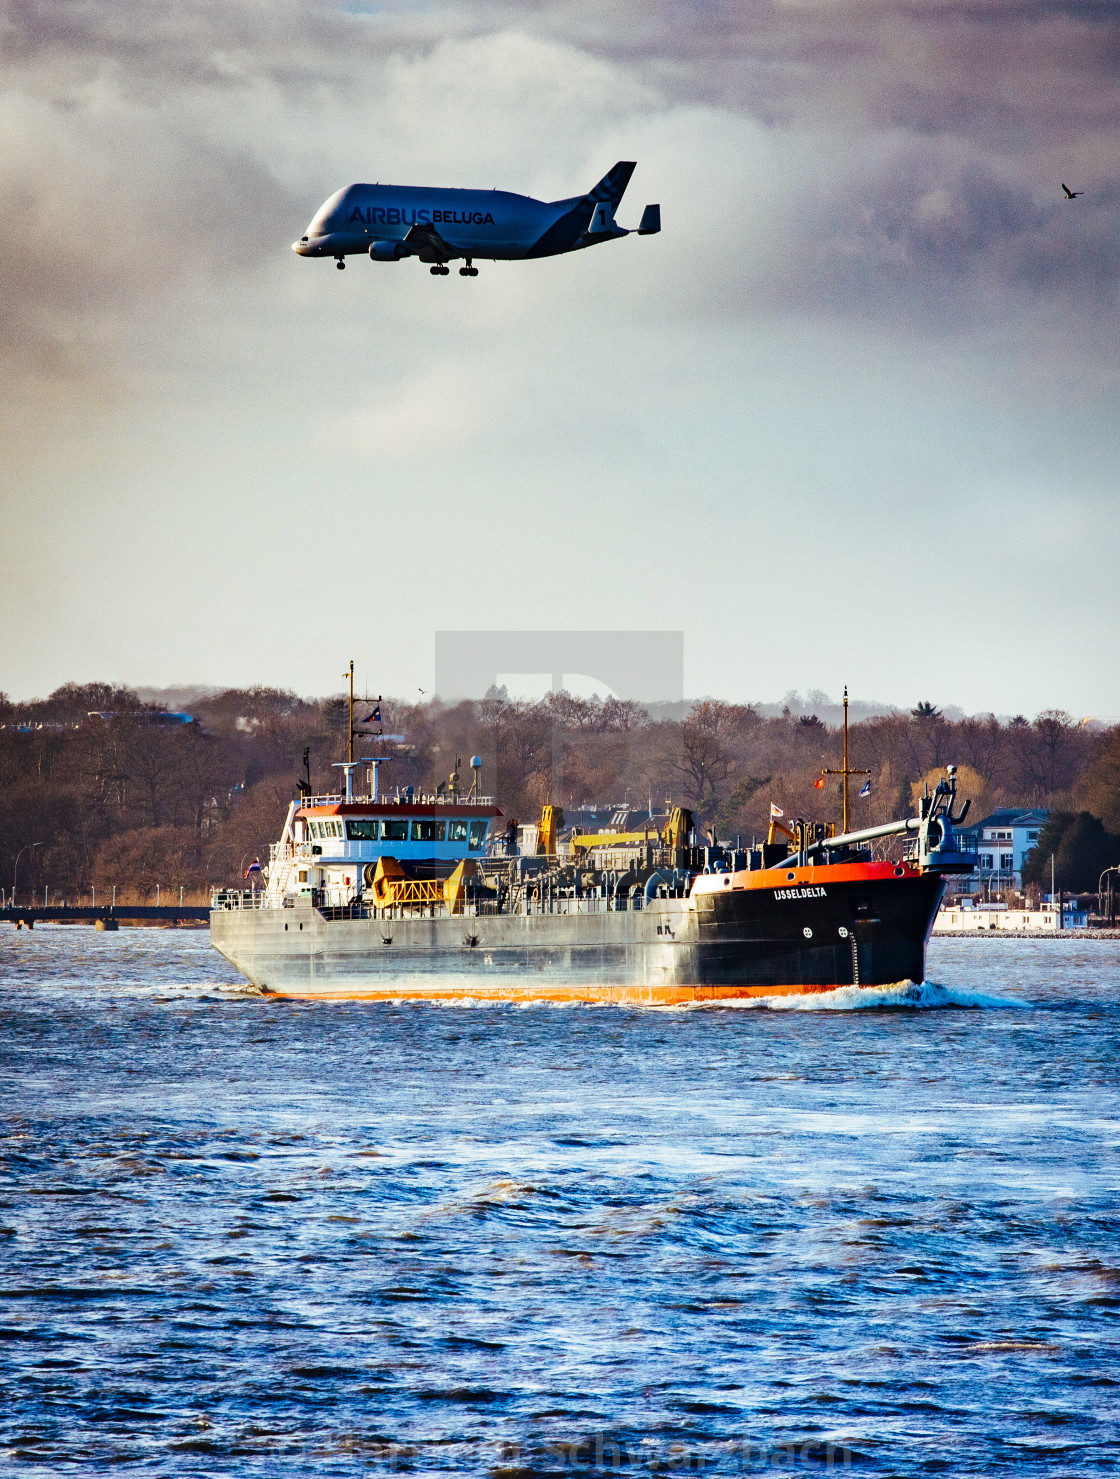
[346,819,380,841]
[468,819,488,851]
[382,819,408,842]
[448,819,469,843]
[412,819,447,843]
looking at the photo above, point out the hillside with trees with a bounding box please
[1,684,1117,904]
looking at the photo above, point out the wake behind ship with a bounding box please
[210,745,976,1003]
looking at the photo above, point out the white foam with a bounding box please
[741,979,1029,1011]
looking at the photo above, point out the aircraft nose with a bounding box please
[292,236,311,255]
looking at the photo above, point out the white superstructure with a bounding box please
[261,792,501,910]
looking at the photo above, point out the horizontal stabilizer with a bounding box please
[638,203,661,235]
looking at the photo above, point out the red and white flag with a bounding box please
[770,803,784,819]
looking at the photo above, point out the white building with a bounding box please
[956,809,1048,893]
[933,900,1088,933]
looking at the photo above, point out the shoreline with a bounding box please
[933,928,1120,940]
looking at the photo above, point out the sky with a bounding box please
[2,0,1118,716]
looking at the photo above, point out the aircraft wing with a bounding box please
[402,220,456,262]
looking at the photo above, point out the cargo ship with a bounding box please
[210,692,976,1003]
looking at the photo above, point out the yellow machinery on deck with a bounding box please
[367,857,481,913]
[570,806,693,855]
[536,806,564,857]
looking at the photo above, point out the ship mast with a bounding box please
[821,685,870,834]
[346,659,354,768]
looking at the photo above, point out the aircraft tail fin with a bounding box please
[585,160,636,207]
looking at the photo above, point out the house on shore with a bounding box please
[956,808,1049,893]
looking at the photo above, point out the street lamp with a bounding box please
[12,843,43,907]
[1098,865,1120,926]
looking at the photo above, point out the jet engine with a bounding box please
[369,240,405,262]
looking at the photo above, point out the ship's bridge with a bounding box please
[295,796,501,865]
[261,792,503,908]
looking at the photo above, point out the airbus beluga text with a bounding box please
[292,160,659,277]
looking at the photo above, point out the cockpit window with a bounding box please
[468,819,488,851]
[412,819,447,843]
[309,818,343,840]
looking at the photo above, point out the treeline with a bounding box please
[3,683,1120,902]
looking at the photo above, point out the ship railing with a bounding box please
[271,841,316,862]
[354,892,675,920]
[211,888,275,910]
[211,888,683,918]
[294,792,495,810]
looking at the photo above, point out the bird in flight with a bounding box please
[1061,184,1083,199]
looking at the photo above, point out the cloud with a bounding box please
[1,0,1117,400]
[2,0,1120,715]
[317,363,501,458]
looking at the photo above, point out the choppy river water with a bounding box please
[1,928,1118,1475]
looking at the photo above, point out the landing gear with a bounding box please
[430,263,450,276]
[459,258,478,277]
[335,257,345,270]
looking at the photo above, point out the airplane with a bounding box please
[292,160,659,276]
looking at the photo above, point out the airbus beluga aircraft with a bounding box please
[292,160,659,276]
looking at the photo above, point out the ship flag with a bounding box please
[859,779,871,797]
[770,803,784,819]
[814,775,825,789]
[243,857,262,878]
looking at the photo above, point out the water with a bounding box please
[1,928,1118,1475]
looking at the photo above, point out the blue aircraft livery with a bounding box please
[292,161,660,276]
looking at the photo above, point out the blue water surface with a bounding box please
[0,927,1117,1475]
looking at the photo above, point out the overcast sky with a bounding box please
[2,0,1118,715]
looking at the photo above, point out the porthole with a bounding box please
[894,865,905,876]
[787,871,797,881]
[803,926,813,939]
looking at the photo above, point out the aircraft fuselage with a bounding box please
[292,162,659,269]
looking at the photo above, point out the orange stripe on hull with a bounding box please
[692,858,920,895]
[262,981,849,1004]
